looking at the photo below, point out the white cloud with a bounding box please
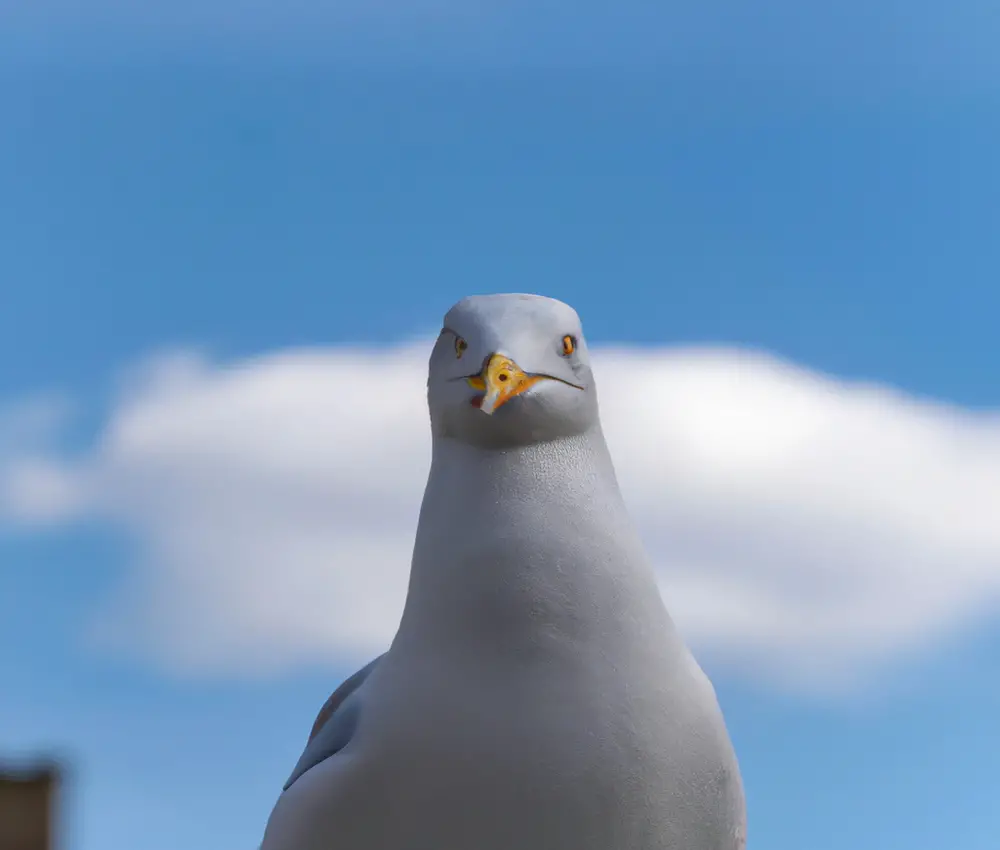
[2,342,1000,693]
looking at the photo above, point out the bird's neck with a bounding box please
[394,428,673,658]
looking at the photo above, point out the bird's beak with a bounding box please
[467,354,545,415]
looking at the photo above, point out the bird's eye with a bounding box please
[561,335,576,356]
[455,336,468,358]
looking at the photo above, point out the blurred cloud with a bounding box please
[2,341,999,694]
[2,0,997,92]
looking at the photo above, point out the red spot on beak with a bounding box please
[470,396,483,408]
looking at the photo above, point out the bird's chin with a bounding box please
[441,396,584,451]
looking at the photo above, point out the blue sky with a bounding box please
[2,3,1000,849]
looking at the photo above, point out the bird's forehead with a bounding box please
[443,294,581,340]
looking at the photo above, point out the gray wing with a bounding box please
[283,654,384,791]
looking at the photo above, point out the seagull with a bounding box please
[260,293,747,850]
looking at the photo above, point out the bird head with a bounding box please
[426,293,598,449]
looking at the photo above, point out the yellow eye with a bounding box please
[455,336,468,358]
[561,335,576,356]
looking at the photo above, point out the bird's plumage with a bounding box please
[283,655,383,791]
[260,293,746,850]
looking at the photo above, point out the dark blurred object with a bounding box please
[0,762,60,850]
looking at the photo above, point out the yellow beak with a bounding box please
[467,354,545,415]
